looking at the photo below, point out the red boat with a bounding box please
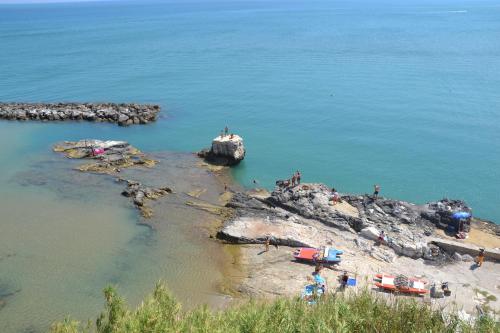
[293,247,343,264]
[374,274,428,295]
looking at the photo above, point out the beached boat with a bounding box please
[293,247,343,264]
[374,274,428,295]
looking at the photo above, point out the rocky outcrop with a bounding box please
[53,139,170,219]
[266,184,363,232]
[120,179,172,219]
[217,183,494,262]
[0,102,160,126]
[53,139,156,173]
[198,134,245,166]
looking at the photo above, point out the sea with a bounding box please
[0,0,499,331]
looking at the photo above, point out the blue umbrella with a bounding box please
[452,212,471,219]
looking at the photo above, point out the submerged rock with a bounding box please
[119,179,172,218]
[198,134,245,166]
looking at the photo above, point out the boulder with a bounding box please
[198,134,246,166]
[462,254,474,262]
[211,135,245,163]
[360,226,380,241]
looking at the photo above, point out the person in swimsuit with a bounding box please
[477,248,485,267]
[373,184,380,199]
[296,171,301,184]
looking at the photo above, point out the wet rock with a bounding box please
[0,102,160,126]
[53,139,156,174]
[120,180,172,218]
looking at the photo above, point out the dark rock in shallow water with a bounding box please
[119,179,172,218]
[0,102,160,126]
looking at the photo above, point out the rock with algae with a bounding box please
[53,139,156,173]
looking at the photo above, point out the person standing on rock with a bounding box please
[224,126,229,136]
[296,171,301,184]
[264,236,270,252]
[291,174,297,186]
[373,184,380,200]
[331,188,340,205]
[476,248,485,267]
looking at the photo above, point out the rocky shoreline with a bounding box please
[42,136,500,317]
[218,184,499,262]
[0,102,160,126]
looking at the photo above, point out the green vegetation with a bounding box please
[52,283,499,333]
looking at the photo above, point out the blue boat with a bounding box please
[322,247,344,264]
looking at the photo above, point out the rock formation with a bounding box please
[119,179,172,219]
[0,102,160,126]
[198,134,245,166]
[217,183,497,262]
[53,139,156,173]
[53,139,169,219]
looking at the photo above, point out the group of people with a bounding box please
[290,171,302,186]
[219,126,235,139]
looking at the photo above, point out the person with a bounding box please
[377,230,385,245]
[373,184,380,200]
[224,126,229,136]
[340,271,349,289]
[264,237,270,252]
[315,261,323,273]
[331,188,340,205]
[291,174,296,186]
[224,183,228,192]
[229,133,234,139]
[476,248,485,267]
[296,171,301,184]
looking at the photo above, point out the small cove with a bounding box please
[0,131,235,333]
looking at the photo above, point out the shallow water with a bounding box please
[0,126,231,332]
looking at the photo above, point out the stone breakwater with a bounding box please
[0,102,160,126]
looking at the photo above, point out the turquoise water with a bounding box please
[0,0,499,331]
[1,0,499,222]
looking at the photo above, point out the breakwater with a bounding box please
[0,102,160,126]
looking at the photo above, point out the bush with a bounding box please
[51,283,499,333]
